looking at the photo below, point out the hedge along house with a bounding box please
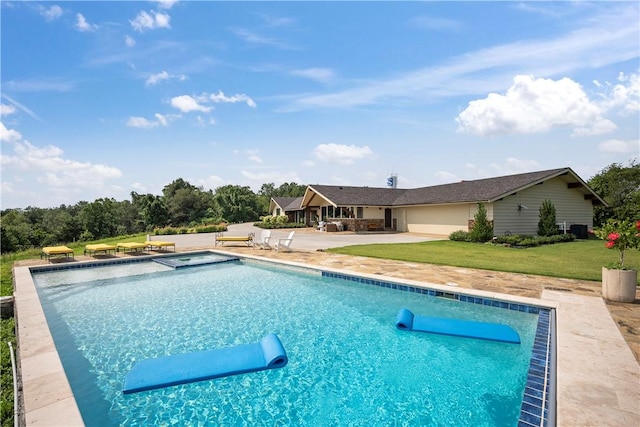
[282,167,605,236]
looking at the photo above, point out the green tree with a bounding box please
[80,198,118,239]
[0,210,34,252]
[167,187,210,226]
[537,199,559,237]
[214,185,260,223]
[131,192,170,230]
[275,182,307,197]
[468,203,493,243]
[162,178,199,199]
[257,183,277,215]
[588,160,640,226]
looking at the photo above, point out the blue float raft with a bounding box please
[395,308,520,344]
[123,333,288,394]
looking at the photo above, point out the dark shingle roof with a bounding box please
[307,185,401,206]
[302,167,602,208]
[272,196,304,211]
[394,167,571,205]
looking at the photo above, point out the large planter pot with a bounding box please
[602,267,638,302]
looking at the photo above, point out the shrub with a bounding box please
[468,203,494,243]
[194,224,226,233]
[495,233,575,247]
[538,199,559,237]
[449,230,469,242]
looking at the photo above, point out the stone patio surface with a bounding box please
[13,224,640,426]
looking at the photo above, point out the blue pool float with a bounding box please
[395,308,520,344]
[123,333,288,394]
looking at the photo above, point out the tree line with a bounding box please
[1,161,637,253]
[0,179,306,253]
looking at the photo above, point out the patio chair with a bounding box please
[254,230,272,250]
[275,231,295,252]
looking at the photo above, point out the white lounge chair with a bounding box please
[275,231,295,252]
[254,230,272,249]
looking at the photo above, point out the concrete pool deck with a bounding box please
[12,227,640,426]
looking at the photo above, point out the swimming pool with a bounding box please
[29,253,553,426]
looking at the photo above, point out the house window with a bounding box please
[327,206,334,218]
[357,207,363,218]
[276,208,281,216]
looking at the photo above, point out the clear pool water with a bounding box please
[33,259,538,426]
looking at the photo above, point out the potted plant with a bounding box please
[596,219,640,302]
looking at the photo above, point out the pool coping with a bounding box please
[10,250,565,426]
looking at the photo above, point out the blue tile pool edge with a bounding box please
[26,252,557,427]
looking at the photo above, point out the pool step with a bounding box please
[152,256,239,269]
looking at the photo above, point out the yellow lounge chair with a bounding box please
[41,246,75,261]
[214,233,254,247]
[145,240,175,252]
[117,242,148,254]
[84,244,117,257]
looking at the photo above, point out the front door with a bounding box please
[384,208,392,229]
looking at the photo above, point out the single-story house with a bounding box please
[270,167,606,236]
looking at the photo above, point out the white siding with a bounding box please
[493,177,593,236]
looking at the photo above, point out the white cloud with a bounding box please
[124,35,136,47]
[75,13,97,32]
[595,72,640,116]
[130,10,171,32]
[1,134,122,190]
[127,113,177,128]
[598,139,640,154]
[245,150,263,164]
[292,68,335,83]
[154,0,178,9]
[0,95,42,121]
[0,122,22,142]
[170,95,212,113]
[146,71,169,86]
[127,116,158,128]
[39,5,63,21]
[145,70,186,86]
[314,143,373,165]
[456,75,615,137]
[130,182,148,193]
[209,91,257,108]
[1,104,16,116]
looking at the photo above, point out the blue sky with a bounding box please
[1,1,639,209]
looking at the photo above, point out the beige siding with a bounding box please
[403,204,472,235]
[493,177,593,236]
[361,207,386,220]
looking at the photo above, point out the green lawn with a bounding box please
[327,239,640,283]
